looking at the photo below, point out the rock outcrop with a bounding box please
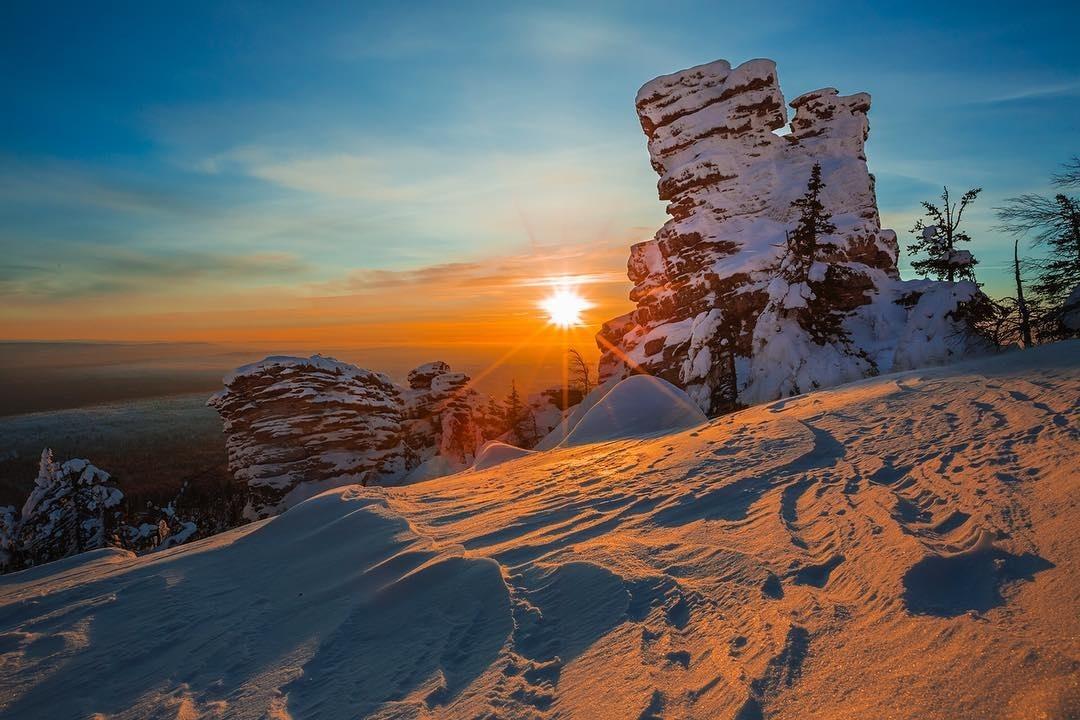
[208,356,407,519]
[400,361,502,469]
[209,356,561,517]
[598,58,990,415]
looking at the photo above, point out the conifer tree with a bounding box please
[771,163,850,344]
[787,163,837,282]
[503,381,531,446]
[908,186,982,282]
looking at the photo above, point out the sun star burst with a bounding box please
[540,284,592,328]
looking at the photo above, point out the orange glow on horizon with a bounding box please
[0,235,646,396]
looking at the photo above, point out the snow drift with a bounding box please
[2,343,1076,719]
[472,441,535,470]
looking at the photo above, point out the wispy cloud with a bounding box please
[312,240,631,302]
[509,10,648,61]
[244,153,419,202]
[189,136,664,269]
[0,160,203,216]
[0,248,309,301]
[978,80,1080,105]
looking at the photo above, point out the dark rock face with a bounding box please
[208,356,406,519]
[599,58,989,414]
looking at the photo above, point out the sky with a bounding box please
[2,0,1078,377]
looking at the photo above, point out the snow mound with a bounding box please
[472,442,535,470]
[534,377,619,450]
[561,375,707,447]
[401,454,460,484]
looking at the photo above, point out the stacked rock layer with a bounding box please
[598,58,988,414]
[209,356,563,518]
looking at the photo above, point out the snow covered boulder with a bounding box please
[890,280,993,372]
[472,441,535,470]
[209,355,407,519]
[561,375,706,447]
[598,57,990,415]
[210,356,528,502]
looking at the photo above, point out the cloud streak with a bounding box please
[0,248,310,301]
[978,80,1080,105]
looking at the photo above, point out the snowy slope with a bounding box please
[0,344,1077,719]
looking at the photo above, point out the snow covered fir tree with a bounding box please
[753,162,867,386]
[0,449,125,571]
[0,449,210,573]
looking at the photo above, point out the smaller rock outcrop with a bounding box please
[400,361,503,471]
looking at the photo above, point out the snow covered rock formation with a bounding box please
[210,356,563,517]
[208,356,407,519]
[598,58,990,415]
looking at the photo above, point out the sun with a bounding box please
[540,284,592,328]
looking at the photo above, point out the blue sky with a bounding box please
[1,0,1077,342]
